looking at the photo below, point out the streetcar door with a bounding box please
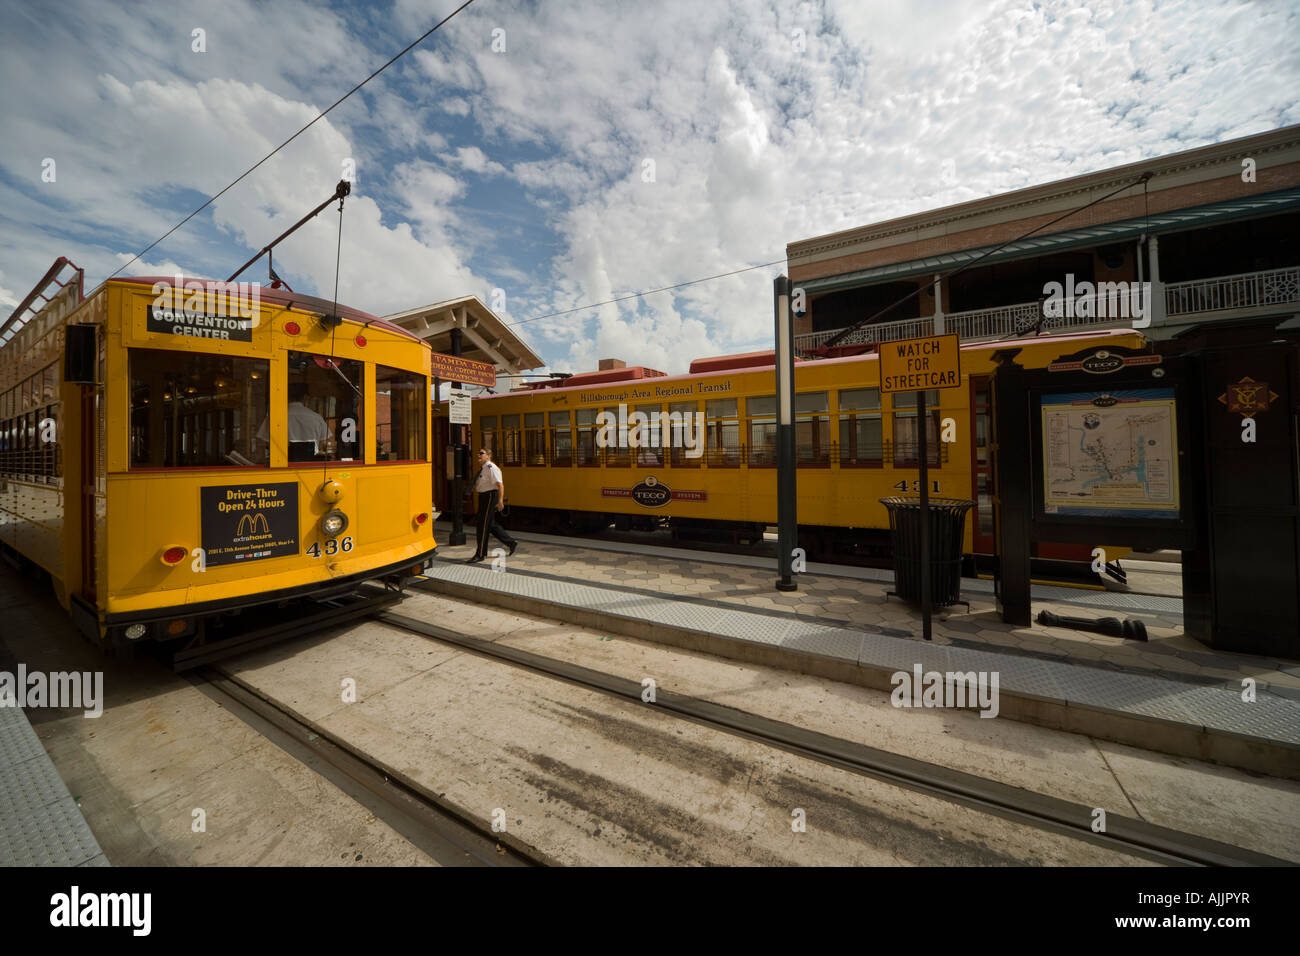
[970,376,995,554]
[78,384,96,602]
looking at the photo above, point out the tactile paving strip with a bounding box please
[0,705,108,866]
[430,562,1300,746]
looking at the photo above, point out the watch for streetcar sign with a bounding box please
[879,333,962,393]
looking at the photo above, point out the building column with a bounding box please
[1149,235,1166,328]
[932,274,944,334]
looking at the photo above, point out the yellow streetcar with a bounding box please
[453,329,1146,577]
[0,259,437,664]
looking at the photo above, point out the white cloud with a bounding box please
[2,0,1297,377]
[453,146,507,176]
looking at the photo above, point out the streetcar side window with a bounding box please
[282,351,363,463]
[838,388,883,467]
[375,364,427,462]
[524,412,545,465]
[129,349,270,468]
[575,408,598,467]
[891,390,941,467]
[0,368,62,483]
[603,407,630,467]
[746,395,776,467]
[795,391,830,467]
[705,398,739,468]
[633,404,662,467]
[480,416,497,457]
[549,411,572,467]
[668,401,700,468]
[501,414,521,466]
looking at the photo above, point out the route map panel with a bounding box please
[1041,388,1180,519]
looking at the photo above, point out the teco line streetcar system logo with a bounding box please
[602,476,707,507]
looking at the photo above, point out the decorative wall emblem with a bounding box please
[1218,376,1277,418]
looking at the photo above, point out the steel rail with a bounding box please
[375,608,1289,868]
[190,664,544,868]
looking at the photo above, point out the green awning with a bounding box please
[798,186,1300,296]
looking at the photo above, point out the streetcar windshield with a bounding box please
[129,349,269,468]
[375,364,427,462]
[277,351,364,463]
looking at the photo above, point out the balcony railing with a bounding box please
[796,265,1300,354]
[1164,266,1299,317]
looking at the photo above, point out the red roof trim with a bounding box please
[481,328,1145,398]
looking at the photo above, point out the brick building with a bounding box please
[786,125,1300,655]
[787,125,1299,351]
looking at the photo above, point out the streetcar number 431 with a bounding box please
[307,537,354,558]
[894,480,941,493]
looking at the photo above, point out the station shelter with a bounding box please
[785,125,1300,658]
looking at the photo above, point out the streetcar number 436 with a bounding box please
[307,537,354,558]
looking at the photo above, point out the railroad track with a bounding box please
[373,607,1286,868]
[187,663,542,868]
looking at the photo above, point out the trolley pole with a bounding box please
[448,327,467,546]
[917,389,931,640]
[774,275,797,592]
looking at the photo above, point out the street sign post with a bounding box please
[879,333,962,640]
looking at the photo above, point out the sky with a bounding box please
[1,0,1297,376]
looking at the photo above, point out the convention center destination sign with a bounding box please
[879,334,962,393]
[1041,387,1180,519]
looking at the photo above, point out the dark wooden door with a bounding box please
[1186,342,1299,657]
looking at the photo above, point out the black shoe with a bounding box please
[467,555,484,564]
[507,542,518,557]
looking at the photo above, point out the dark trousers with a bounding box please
[474,489,516,558]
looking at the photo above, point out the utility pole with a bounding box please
[774,275,797,592]
[449,327,466,545]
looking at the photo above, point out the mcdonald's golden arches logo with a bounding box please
[236,512,270,536]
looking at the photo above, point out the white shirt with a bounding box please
[474,460,503,493]
[256,402,331,448]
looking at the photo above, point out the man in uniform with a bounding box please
[469,447,517,563]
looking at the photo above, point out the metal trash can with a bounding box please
[879,496,974,607]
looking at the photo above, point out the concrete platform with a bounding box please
[424,532,1300,780]
[0,702,108,866]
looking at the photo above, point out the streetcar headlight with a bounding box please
[321,510,349,537]
[125,623,147,641]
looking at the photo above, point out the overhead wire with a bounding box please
[107,0,480,280]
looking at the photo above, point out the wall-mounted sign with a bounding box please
[449,387,472,425]
[1041,388,1179,518]
[1048,348,1162,374]
[431,353,495,387]
[879,334,961,393]
[200,483,299,566]
[1218,376,1278,418]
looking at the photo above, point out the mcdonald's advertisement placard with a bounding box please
[201,483,300,566]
